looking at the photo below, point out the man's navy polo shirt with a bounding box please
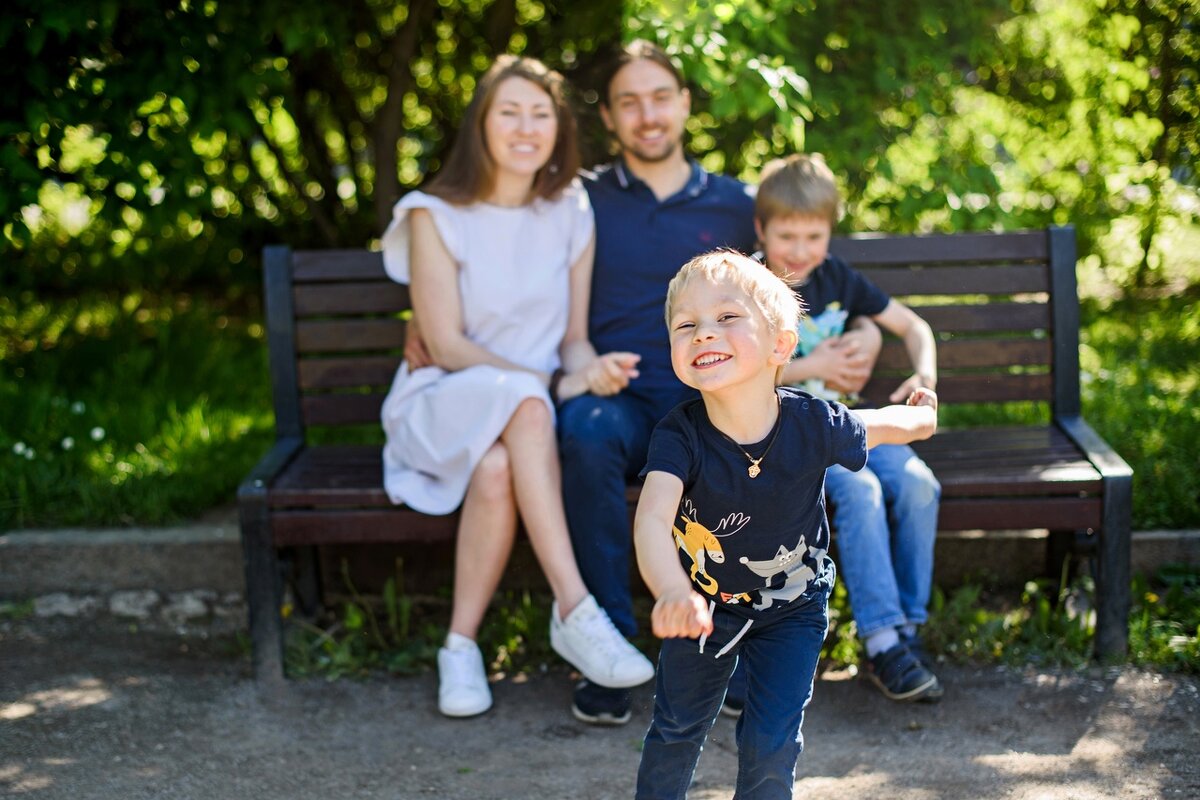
[583,159,757,395]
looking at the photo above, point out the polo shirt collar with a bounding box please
[613,157,709,200]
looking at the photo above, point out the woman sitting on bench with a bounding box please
[379,55,654,718]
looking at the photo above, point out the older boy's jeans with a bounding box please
[558,388,692,637]
[825,443,940,638]
[636,574,832,800]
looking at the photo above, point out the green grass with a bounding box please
[0,291,273,528]
[282,561,1200,680]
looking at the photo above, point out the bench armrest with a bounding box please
[1055,416,1133,480]
[237,436,305,500]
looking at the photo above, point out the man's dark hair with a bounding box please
[599,39,686,107]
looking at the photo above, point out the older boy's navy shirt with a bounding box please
[793,252,890,319]
[640,387,867,618]
[583,159,757,395]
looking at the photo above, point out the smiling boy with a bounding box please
[633,250,937,799]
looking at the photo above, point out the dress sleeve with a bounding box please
[562,180,596,267]
[379,191,463,284]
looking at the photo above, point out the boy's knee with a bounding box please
[900,458,941,505]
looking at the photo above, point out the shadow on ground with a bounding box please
[2,615,1198,800]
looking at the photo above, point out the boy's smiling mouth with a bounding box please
[693,352,730,368]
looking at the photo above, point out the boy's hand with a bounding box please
[907,386,938,410]
[889,373,935,403]
[807,337,874,393]
[651,589,713,639]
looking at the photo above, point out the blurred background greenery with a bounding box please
[2,0,1197,529]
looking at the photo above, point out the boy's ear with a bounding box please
[754,218,765,244]
[770,327,798,365]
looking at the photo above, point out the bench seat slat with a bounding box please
[907,303,1050,333]
[293,281,410,316]
[858,264,1048,296]
[296,319,406,353]
[299,356,402,389]
[876,338,1051,370]
[863,373,1052,405]
[830,230,1047,265]
[292,250,386,282]
[301,393,388,426]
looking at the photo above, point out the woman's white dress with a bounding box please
[379,183,594,515]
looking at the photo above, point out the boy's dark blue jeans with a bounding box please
[636,569,833,800]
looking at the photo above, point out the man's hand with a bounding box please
[403,318,434,370]
[651,589,713,639]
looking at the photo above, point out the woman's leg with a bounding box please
[448,442,518,640]
[499,397,589,614]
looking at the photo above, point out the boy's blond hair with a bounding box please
[755,153,841,227]
[665,248,804,339]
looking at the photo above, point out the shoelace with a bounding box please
[578,607,631,660]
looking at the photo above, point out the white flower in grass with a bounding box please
[61,437,75,451]
[71,401,86,414]
[24,448,35,460]
[90,427,105,442]
[12,442,26,455]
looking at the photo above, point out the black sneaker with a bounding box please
[899,632,944,701]
[719,694,744,719]
[571,679,632,726]
[864,642,942,703]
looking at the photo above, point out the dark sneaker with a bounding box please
[864,642,942,703]
[899,632,944,701]
[719,694,744,719]
[571,679,632,726]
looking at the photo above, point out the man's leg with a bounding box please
[558,392,656,723]
[558,392,652,637]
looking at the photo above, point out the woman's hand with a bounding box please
[403,318,435,370]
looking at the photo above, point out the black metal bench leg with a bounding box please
[239,490,286,685]
[1094,473,1133,661]
[292,545,323,619]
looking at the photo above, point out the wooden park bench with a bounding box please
[238,226,1133,683]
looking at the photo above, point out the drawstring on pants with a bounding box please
[696,600,754,659]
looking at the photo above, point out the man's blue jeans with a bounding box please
[636,571,833,800]
[558,388,691,636]
[825,443,940,637]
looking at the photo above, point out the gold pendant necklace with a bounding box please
[717,394,783,479]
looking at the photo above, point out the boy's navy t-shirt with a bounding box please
[793,252,890,319]
[640,387,867,618]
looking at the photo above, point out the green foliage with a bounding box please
[0,291,273,528]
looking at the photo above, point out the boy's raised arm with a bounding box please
[854,387,939,449]
[634,471,714,639]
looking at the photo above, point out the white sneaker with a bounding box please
[550,595,655,689]
[437,633,492,718]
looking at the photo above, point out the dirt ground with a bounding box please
[2,613,1198,800]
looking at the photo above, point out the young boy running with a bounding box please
[633,251,937,799]
[750,153,944,703]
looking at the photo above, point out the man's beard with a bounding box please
[621,132,680,164]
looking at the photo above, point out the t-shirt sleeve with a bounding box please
[824,398,869,472]
[639,410,696,486]
[379,191,462,284]
[562,180,596,267]
[833,256,891,318]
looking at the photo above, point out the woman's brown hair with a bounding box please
[425,55,579,204]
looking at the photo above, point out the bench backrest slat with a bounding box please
[265,227,1079,437]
